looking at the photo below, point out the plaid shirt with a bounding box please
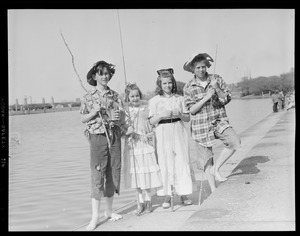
[183,73,232,147]
[80,86,125,134]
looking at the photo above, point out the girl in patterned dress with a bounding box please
[123,83,163,215]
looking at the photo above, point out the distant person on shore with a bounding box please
[80,60,124,230]
[123,83,163,215]
[271,90,280,112]
[278,91,283,111]
[287,91,295,111]
[182,53,241,192]
[279,90,285,110]
[148,68,193,209]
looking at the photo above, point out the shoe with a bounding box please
[181,195,192,205]
[145,201,153,213]
[162,196,171,209]
[135,202,145,216]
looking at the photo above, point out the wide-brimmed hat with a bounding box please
[86,60,115,83]
[183,53,214,73]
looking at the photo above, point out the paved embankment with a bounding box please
[76,109,295,231]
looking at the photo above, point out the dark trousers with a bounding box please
[273,102,278,112]
[89,126,121,200]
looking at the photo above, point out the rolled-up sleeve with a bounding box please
[183,85,195,112]
[80,96,89,114]
[217,77,231,105]
[147,97,156,119]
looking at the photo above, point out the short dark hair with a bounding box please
[124,83,143,102]
[155,69,177,95]
[190,55,209,69]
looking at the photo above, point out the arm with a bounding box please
[148,97,160,126]
[81,110,98,123]
[211,76,231,106]
[178,112,190,122]
[80,100,101,123]
[149,111,171,126]
[189,88,215,115]
[177,96,190,122]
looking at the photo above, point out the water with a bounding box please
[8,98,273,231]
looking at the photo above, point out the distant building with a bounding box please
[56,104,64,109]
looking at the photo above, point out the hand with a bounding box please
[92,104,101,114]
[210,76,219,89]
[171,109,181,119]
[160,110,172,119]
[206,87,216,99]
[177,111,183,119]
[111,109,120,121]
[126,126,134,135]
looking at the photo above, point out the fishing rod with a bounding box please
[117,10,141,212]
[213,44,218,76]
[60,30,112,148]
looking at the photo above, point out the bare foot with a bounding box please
[215,171,227,182]
[104,211,123,221]
[86,216,100,231]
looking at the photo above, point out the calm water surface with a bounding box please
[8,98,273,231]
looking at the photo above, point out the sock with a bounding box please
[138,193,144,203]
[144,191,151,201]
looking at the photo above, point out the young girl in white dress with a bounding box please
[123,83,163,215]
[148,68,193,209]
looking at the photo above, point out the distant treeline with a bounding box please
[228,68,294,97]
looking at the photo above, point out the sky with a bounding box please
[8,9,294,105]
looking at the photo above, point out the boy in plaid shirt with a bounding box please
[183,53,241,192]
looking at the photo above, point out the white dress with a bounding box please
[148,94,193,196]
[123,105,163,191]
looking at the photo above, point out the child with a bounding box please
[183,53,241,191]
[148,68,193,209]
[123,83,163,215]
[80,60,124,230]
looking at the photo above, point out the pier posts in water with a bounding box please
[51,97,55,109]
[15,99,19,111]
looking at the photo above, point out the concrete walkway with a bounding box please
[76,109,295,231]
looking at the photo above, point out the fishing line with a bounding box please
[116,10,141,209]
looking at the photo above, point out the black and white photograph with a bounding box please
[6,8,295,231]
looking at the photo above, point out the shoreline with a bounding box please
[9,97,271,116]
[9,107,80,116]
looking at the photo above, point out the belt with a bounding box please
[158,118,181,124]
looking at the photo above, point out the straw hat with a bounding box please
[183,53,214,73]
[86,60,115,84]
[157,68,174,75]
